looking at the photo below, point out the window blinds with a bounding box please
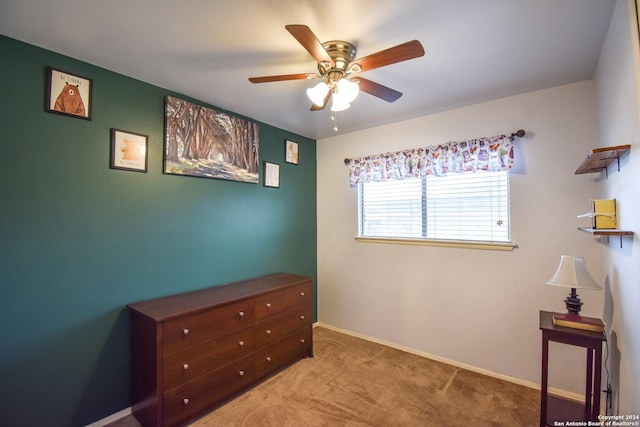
[359,171,510,243]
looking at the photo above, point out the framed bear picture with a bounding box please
[45,67,93,120]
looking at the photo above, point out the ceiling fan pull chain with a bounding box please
[331,112,338,132]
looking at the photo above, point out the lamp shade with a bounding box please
[336,78,359,103]
[306,81,330,106]
[546,255,601,290]
[330,96,351,112]
[329,78,360,112]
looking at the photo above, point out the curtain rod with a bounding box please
[343,129,526,165]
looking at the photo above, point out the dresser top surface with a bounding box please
[127,272,312,321]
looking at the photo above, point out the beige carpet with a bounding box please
[110,326,539,427]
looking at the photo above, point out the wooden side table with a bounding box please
[539,310,606,427]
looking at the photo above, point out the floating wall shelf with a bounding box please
[575,144,630,176]
[577,227,633,248]
[575,145,632,247]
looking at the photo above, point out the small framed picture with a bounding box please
[110,128,149,173]
[45,67,93,120]
[285,139,299,165]
[264,161,280,188]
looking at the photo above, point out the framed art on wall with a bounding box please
[264,161,280,188]
[164,96,260,183]
[45,67,93,120]
[110,128,149,173]
[285,139,299,165]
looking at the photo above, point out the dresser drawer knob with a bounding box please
[239,370,245,377]
[183,328,190,335]
[300,339,305,344]
[300,292,305,297]
[300,315,305,320]
[266,356,271,363]
[266,303,271,309]
[183,398,190,405]
[238,311,244,318]
[266,329,271,335]
[183,363,189,370]
[239,341,245,347]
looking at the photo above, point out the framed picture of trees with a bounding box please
[163,96,260,183]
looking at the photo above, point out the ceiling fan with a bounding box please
[249,25,425,112]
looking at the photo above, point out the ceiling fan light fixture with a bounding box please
[337,78,359,104]
[330,96,351,112]
[250,25,424,129]
[347,63,362,73]
[307,81,330,106]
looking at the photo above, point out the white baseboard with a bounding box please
[84,407,132,427]
[313,321,584,403]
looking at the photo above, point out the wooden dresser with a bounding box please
[127,273,313,427]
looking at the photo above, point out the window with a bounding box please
[358,171,510,243]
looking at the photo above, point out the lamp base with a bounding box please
[564,287,583,315]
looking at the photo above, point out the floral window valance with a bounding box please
[347,133,515,185]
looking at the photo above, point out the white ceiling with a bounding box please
[0,0,616,140]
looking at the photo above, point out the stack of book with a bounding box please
[552,312,605,332]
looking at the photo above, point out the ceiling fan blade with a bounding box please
[356,77,402,102]
[249,73,316,83]
[352,40,424,72]
[285,24,335,67]
[310,90,332,111]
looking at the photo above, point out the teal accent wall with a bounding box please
[0,36,317,427]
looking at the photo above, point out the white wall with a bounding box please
[317,80,608,396]
[595,0,640,413]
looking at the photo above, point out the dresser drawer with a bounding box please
[254,282,311,321]
[163,299,255,355]
[255,326,312,379]
[163,326,254,390]
[163,356,255,427]
[254,303,312,350]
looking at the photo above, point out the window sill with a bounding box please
[355,236,518,251]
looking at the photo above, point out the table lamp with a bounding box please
[546,255,601,315]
